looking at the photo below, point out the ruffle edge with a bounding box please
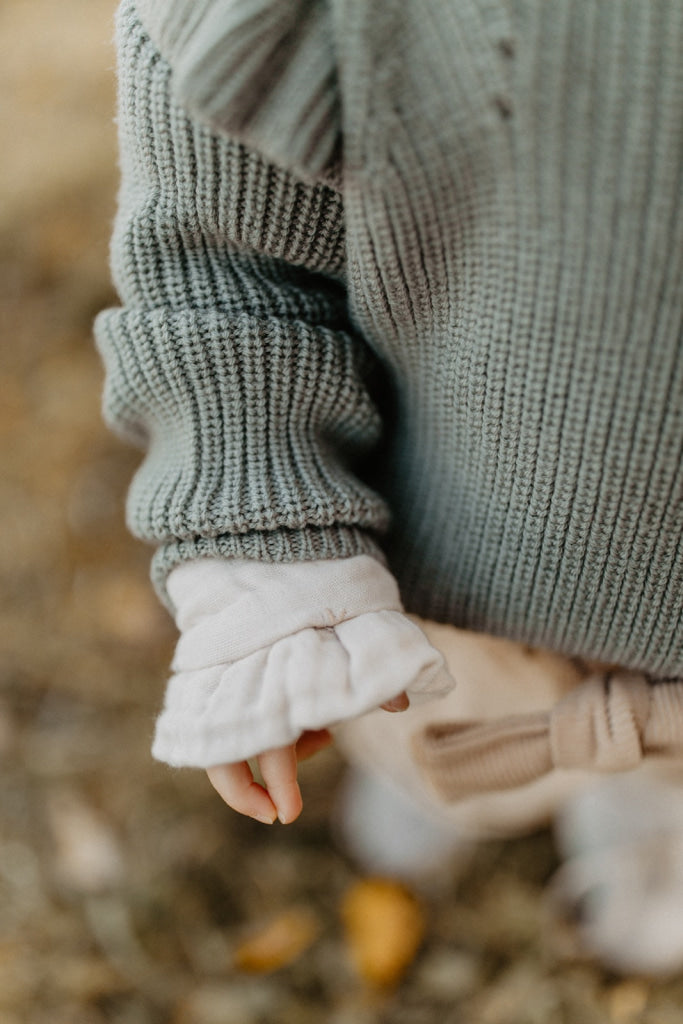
[152,610,454,767]
[134,0,341,182]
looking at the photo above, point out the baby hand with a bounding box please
[153,556,453,801]
[206,693,410,823]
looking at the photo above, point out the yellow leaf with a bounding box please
[608,980,650,1022]
[341,878,425,988]
[233,907,320,974]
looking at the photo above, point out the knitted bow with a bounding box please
[413,673,683,802]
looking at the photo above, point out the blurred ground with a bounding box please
[2,2,683,1022]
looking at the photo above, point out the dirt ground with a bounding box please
[2,2,683,1022]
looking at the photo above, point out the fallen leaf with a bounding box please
[608,980,650,1021]
[47,790,124,893]
[341,878,425,988]
[233,907,320,974]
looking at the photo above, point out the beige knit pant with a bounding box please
[335,619,682,840]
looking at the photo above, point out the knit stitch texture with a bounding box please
[96,0,683,677]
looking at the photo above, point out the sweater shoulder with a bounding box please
[127,0,340,184]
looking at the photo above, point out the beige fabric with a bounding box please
[335,621,593,839]
[336,621,683,839]
[414,673,683,802]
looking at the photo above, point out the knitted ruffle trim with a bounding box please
[134,0,340,180]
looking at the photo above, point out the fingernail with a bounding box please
[256,811,277,825]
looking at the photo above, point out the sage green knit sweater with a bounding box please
[96,0,683,677]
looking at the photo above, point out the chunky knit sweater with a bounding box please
[96,0,683,678]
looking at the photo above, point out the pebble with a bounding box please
[415,947,482,1001]
[47,790,125,893]
[174,980,281,1024]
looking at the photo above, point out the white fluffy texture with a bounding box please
[152,555,454,767]
[336,766,473,886]
[553,770,683,975]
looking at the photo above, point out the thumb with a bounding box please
[381,691,410,713]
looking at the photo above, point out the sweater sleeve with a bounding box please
[94,1,390,607]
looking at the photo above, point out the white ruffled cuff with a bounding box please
[152,555,454,767]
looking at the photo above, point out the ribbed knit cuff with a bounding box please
[151,528,387,612]
[95,304,390,606]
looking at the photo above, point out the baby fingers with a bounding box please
[381,690,410,712]
[295,728,333,761]
[206,761,278,824]
[206,744,304,825]
[258,745,303,825]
